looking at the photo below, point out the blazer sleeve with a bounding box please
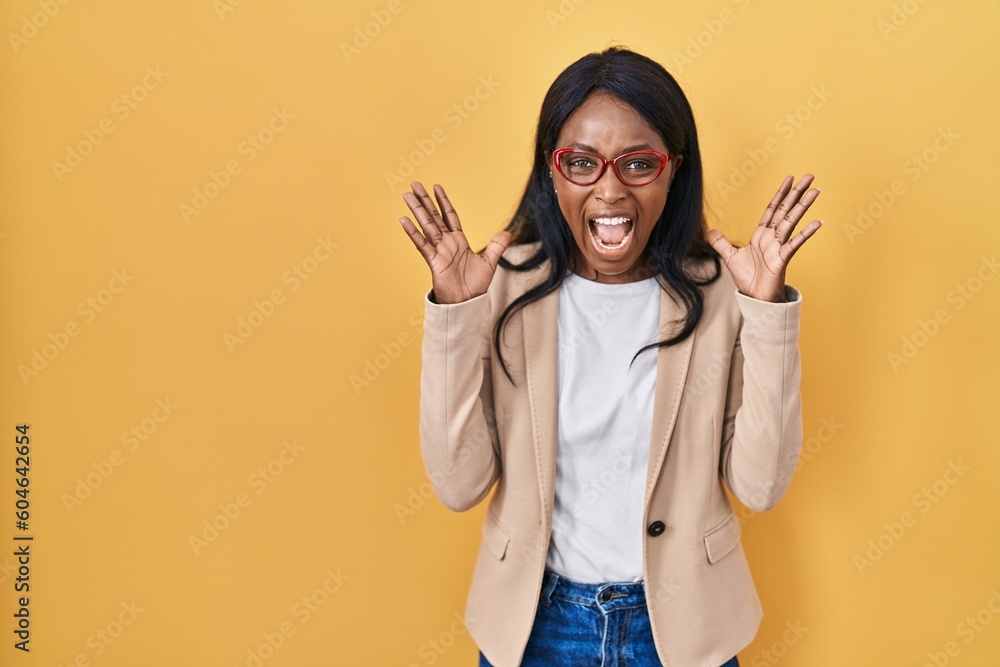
[719,284,804,512]
[418,288,501,512]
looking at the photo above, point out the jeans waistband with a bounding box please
[541,567,646,609]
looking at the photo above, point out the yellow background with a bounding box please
[1,0,998,665]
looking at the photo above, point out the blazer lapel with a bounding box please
[521,277,560,530]
[521,267,697,530]
[644,286,696,506]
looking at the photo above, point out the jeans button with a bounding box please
[599,589,612,602]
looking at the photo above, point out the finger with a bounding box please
[705,228,737,262]
[433,184,463,233]
[770,174,815,228]
[778,219,823,263]
[481,230,513,270]
[759,176,794,228]
[402,190,444,244]
[398,216,436,264]
[411,182,449,237]
[773,186,821,242]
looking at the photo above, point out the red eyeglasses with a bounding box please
[552,148,672,187]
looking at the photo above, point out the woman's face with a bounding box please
[549,90,682,283]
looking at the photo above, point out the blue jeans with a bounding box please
[478,568,740,667]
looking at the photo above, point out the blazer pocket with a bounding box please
[703,511,741,564]
[481,508,510,561]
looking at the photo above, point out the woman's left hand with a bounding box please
[705,174,823,303]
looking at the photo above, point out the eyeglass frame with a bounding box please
[551,147,673,187]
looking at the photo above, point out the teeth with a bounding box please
[594,236,625,250]
[591,216,632,226]
[589,216,634,250]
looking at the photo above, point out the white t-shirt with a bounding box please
[545,269,662,583]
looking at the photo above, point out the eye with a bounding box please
[623,159,651,170]
[568,157,597,169]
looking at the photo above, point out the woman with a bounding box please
[398,46,821,667]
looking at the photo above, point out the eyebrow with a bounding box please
[568,141,658,154]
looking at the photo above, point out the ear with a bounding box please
[667,154,683,187]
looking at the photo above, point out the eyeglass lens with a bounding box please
[557,151,665,185]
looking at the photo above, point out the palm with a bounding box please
[399,182,512,304]
[427,229,502,302]
[706,174,823,302]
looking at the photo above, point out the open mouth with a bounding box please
[589,216,634,251]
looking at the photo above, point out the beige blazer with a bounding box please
[418,241,803,667]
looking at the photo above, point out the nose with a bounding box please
[593,161,628,203]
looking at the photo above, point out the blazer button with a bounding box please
[647,520,666,537]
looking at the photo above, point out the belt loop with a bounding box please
[540,570,559,607]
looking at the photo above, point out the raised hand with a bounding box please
[398,181,513,304]
[705,174,823,302]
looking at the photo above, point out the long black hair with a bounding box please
[493,45,721,385]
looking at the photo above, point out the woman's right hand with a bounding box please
[399,181,513,304]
